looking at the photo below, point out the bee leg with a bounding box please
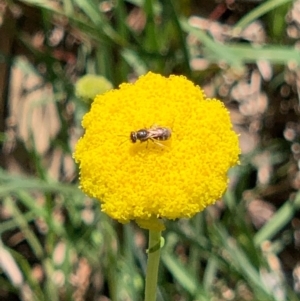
[151,139,165,148]
[155,141,165,148]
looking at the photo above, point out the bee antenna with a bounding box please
[119,138,128,147]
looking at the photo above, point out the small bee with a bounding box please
[130,125,172,147]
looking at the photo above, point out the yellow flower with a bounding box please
[74,72,240,230]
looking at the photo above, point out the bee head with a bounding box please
[130,132,137,143]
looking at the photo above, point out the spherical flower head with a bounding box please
[75,74,113,103]
[74,72,240,230]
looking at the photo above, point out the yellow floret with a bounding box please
[74,72,240,229]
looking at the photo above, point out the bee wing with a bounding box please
[146,128,161,139]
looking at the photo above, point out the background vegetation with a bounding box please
[1,0,300,300]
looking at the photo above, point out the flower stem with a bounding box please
[144,230,162,301]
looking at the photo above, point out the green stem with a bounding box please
[144,229,162,301]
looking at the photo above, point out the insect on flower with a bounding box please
[130,125,172,147]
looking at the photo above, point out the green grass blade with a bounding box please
[164,0,191,76]
[254,193,300,246]
[180,18,243,68]
[220,44,300,65]
[121,49,148,75]
[213,223,273,298]
[161,252,198,295]
[233,0,293,33]
[4,197,44,259]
